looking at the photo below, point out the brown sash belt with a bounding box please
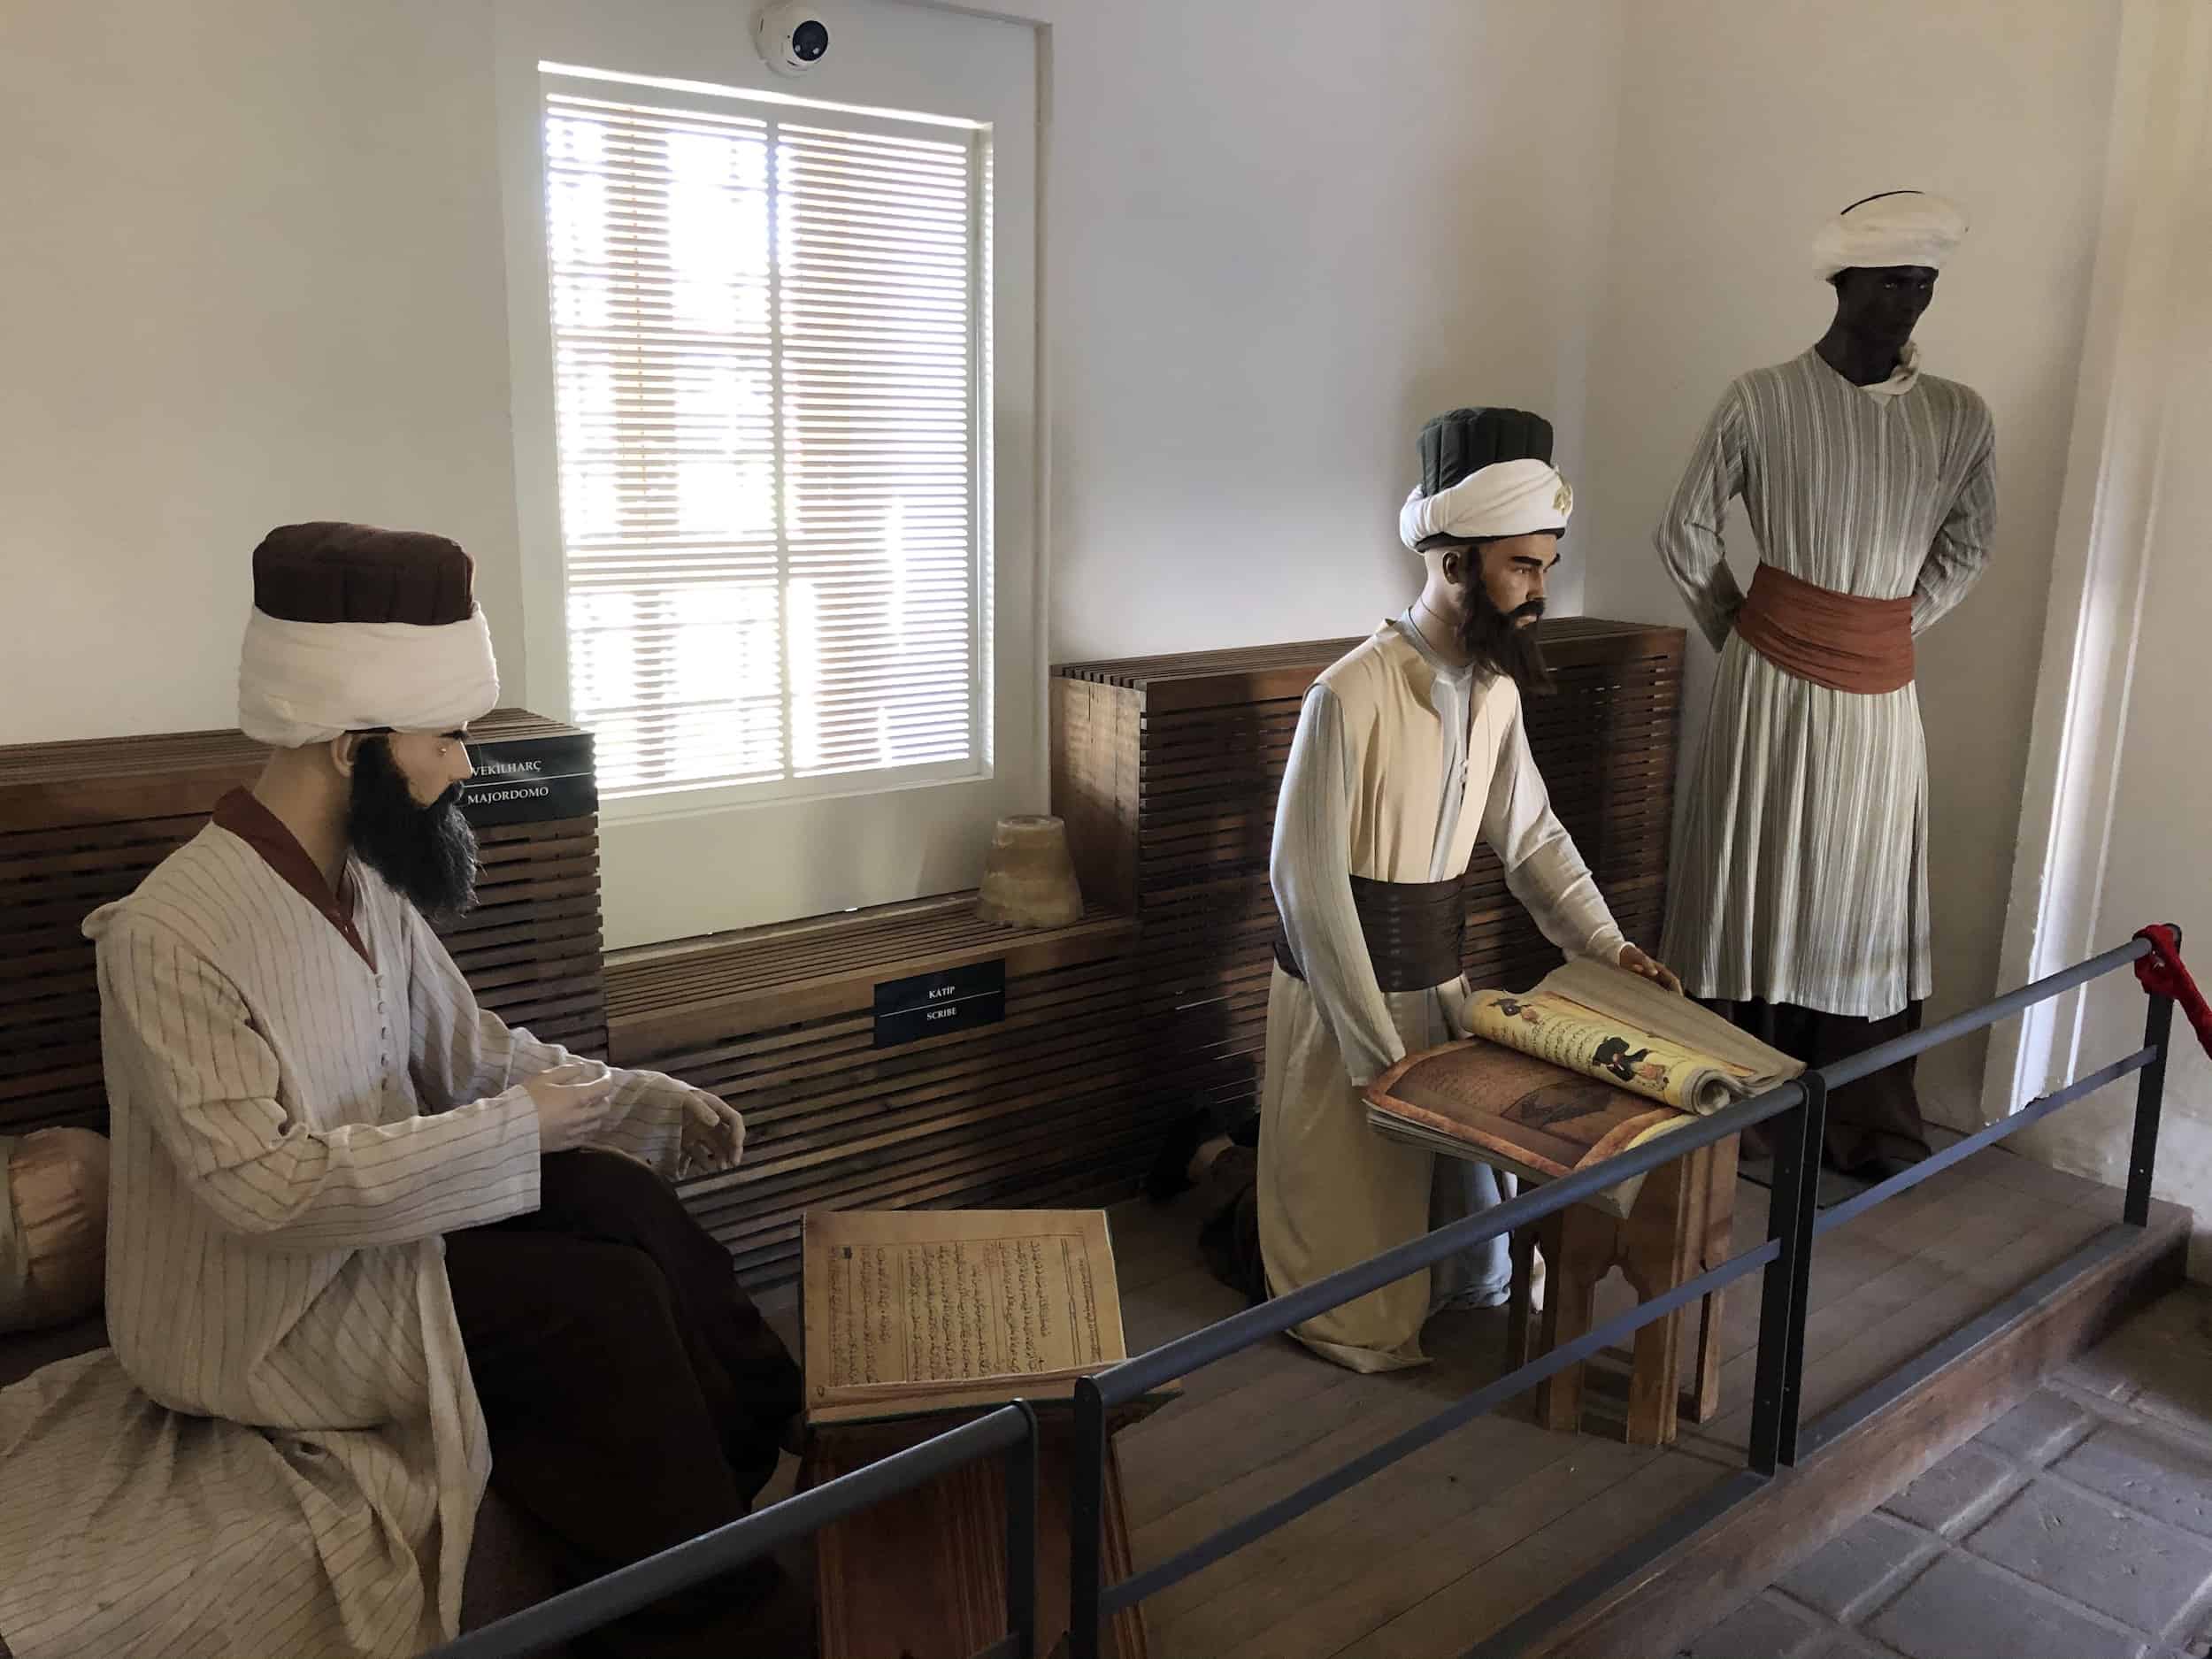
[1734,563,1915,694]
[1273,873,1468,994]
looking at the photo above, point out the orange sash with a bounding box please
[1735,563,1914,694]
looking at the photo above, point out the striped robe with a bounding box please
[0,823,700,1659]
[1656,347,1997,1018]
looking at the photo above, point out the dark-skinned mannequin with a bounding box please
[1653,205,1998,1179]
[1816,265,1939,387]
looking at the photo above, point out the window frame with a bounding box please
[494,3,1040,948]
[534,69,995,818]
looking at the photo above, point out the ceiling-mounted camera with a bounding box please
[757,3,833,76]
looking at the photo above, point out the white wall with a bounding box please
[0,0,1621,752]
[0,0,2147,1021]
[2008,2,2212,1270]
[1573,0,2124,1122]
[2033,286,2212,1268]
[0,0,525,746]
[1041,0,1621,657]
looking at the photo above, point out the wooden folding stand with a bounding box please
[803,1409,1153,1659]
[1506,1133,1740,1447]
[795,1209,1163,1658]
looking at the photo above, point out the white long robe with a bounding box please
[1258,620,1627,1372]
[1655,346,1996,1018]
[0,824,702,1659]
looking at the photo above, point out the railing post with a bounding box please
[1067,1378,1107,1659]
[1775,1071,1828,1465]
[1748,1072,1825,1474]
[2126,932,2177,1227]
[1003,1402,1038,1659]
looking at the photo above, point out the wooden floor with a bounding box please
[1094,1148,2138,1659]
[749,1148,2142,1658]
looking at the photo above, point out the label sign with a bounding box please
[873,958,1007,1048]
[872,992,1007,1048]
[873,958,1006,1017]
[462,733,599,828]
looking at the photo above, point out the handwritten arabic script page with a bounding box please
[803,1208,1126,1426]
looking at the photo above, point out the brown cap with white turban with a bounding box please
[238,523,500,748]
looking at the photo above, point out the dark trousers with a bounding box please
[444,1149,804,1659]
[1705,997,1932,1175]
[1195,1143,1270,1306]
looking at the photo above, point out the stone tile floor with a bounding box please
[1678,1286,2212,1659]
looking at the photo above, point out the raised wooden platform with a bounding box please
[1091,1148,2184,1659]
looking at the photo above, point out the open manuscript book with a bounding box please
[1363,958,1802,1217]
[802,1209,1168,1430]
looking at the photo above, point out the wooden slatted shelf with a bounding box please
[1052,618,1686,1125]
[606,894,1149,1287]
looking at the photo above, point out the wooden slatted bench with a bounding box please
[0,711,607,1141]
[604,896,1148,1289]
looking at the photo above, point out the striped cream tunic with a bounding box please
[0,820,698,1659]
[1656,347,1996,1018]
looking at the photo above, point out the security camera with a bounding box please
[757,3,832,76]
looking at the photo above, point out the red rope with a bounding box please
[2135,925,2212,1060]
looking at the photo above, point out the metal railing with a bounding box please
[427,1401,1041,1659]
[432,930,2177,1659]
[1064,931,2177,1658]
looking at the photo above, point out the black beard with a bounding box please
[348,738,479,919]
[1455,583,1554,693]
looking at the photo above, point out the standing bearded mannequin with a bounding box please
[0,525,801,1659]
[1655,191,1998,1176]
[1164,409,1676,1374]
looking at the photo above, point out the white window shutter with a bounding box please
[541,84,982,802]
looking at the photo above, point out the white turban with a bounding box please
[1399,457,1574,553]
[1813,190,1969,281]
[238,607,499,749]
[236,522,501,749]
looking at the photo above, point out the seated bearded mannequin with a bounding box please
[0,524,802,1659]
[1154,410,1678,1375]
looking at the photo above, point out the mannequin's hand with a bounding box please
[1617,944,1683,995]
[678,1089,745,1176]
[526,1062,617,1154]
